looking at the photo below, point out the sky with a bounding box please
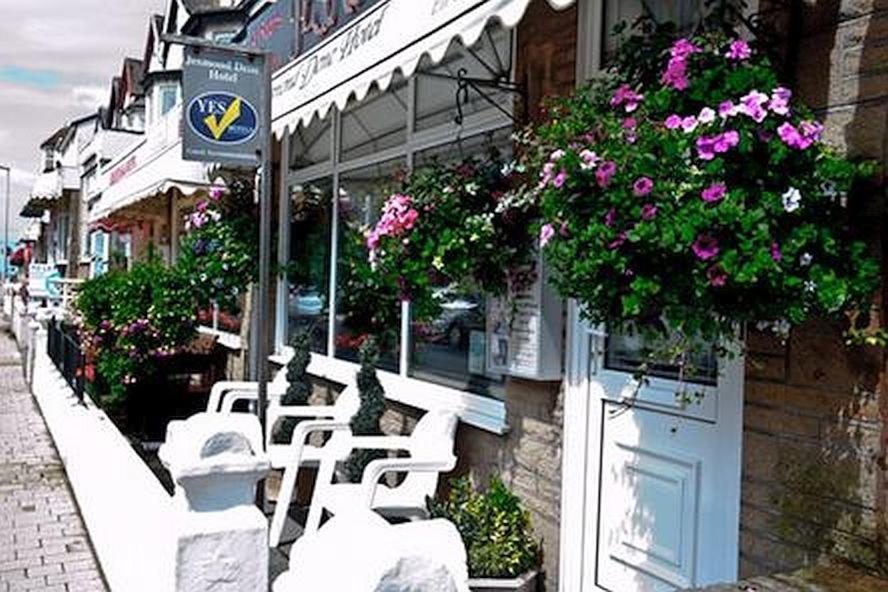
[0,0,167,238]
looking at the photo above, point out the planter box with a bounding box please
[469,571,538,592]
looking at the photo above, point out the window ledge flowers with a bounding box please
[529,26,879,348]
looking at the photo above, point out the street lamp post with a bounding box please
[0,165,10,293]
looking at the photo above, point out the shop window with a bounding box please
[335,159,405,371]
[407,134,511,400]
[415,25,513,132]
[290,116,332,169]
[602,0,703,63]
[287,178,333,354]
[604,324,717,385]
[158,84,178,118]
[340,76,408,163]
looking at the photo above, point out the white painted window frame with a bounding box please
[274,31,518,434]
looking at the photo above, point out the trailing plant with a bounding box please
[343,338,387,483]
[271,328,313,444]
[427,476,541,579]
[366,154,539,322]
[526,13,880,363]
[177,183,258,313]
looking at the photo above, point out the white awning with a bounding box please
[89,107,223,223]
[271,0,575,136]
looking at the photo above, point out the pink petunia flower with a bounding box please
[698,107,716,124]
[611,84,644,112]
[604,208,617,227]
[607,232,627,250]
[707,265,728,287]
[718,100,737,119]
[633,176,654,197]
[664,114,683,129]
[681,116,699,133]
[579,149,600,170]
[768,87,792,116]
[692,234,720,260]
[726,39,752,60]
[739,90,769,123]
[553,170,568,188]
[770,242,783,262]
[540,224,556,248]
[670,38,702,59]
[701,182,727,203]
[596,160,617,188]
[641,204,658,220]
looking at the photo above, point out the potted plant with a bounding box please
[428,476,541,591]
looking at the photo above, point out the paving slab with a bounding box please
[0,331,107,592]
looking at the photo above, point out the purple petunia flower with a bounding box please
[633,176,654,197]
[553,169,568,188]
[681,116,698,133]
[611,84,644,112]
[641,204,658,220]
[770,242,783,262]
[596,160,617,188]
[604,208,617,227]
[608,232,627,250]
[692,234,720,260]
[769,87,792,116]
[579,149,600,170]
[718,100,737,119]
[739,90,769,123]
[701,183,727,203]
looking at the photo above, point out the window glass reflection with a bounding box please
[287,178,332,354]
[336,160,405,371]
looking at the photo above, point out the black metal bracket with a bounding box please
[421,68,526,126]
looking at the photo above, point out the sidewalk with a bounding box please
[0,330,107,592]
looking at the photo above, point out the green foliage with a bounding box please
[367,155,538,323]
[527,20,880,350]
[77,258,198,405]
[271,328,313,444]
[343,338,387,483]
[75,184,257,407]
[427,476,541,579]
[177,180,257,313]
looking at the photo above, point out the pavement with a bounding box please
[0,330,107,592]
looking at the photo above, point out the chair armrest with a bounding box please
[346,435,414,452]
[267,403,339,423]
[359,454,457,506]
[271,418,353,454]
[207,381,257,412]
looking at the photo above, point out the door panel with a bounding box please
[562,313,743,592]
[597,404,704,591]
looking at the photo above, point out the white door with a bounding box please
[559,302,744,592]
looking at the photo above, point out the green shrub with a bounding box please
[428,476,541,579]
[271,328,313,444]
[343,338,387,483]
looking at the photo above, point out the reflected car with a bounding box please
[424,292,485,350]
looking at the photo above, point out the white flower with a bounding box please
[799,252,813,266]
[550,149,565,162]
[579,149,600,171]
[698,107,716,124]
[782,187,802,212]
[681,116,698,133]
[466,182,479,196]
[804,280,817,293]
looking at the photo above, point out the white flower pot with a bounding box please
[468,571,538,592]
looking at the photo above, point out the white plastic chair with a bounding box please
[206,372,361,472]
[269,408,458,546]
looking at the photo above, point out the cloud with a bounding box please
[0,0,168,236]
[72,86,109,110]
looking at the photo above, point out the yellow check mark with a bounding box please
[204,98,242,140]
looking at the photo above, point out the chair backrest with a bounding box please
[398,409,458,500]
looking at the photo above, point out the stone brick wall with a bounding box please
[742,0,888,577]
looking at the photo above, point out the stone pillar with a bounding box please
[159,412,271,592]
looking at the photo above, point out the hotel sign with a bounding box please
[182,46,266,166]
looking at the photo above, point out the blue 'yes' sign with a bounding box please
[187,92,259,145]
[182,47,265,166]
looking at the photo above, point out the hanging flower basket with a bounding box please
[367,156,539,321]
[528,28,879,348]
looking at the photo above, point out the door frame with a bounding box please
[558,300,746,591]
